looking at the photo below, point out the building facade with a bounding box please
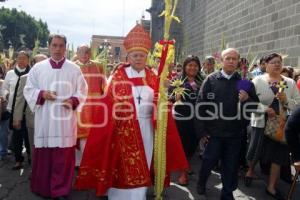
[91,35,126,64]
[91,18,150,64]
[151,0,300,67]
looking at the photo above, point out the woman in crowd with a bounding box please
[3,51,31,170]
[245,53,300,199]
[169,55,205,185]
[281,66,294,79]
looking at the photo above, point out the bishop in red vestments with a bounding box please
[75,24,188,200]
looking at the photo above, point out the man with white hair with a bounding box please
[195,48,259,200]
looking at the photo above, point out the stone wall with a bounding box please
[174,0,300,66]
[149,0,184,59]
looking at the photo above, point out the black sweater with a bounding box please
[285,106,300,162]
[195,71,259,138]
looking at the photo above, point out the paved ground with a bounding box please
[0,153,299,200]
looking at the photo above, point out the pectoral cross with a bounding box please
[137,95,142,104]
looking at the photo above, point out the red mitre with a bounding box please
[123,24,152,54]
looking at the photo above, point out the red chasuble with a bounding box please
[75,60,106,139]
[75,64,188,195]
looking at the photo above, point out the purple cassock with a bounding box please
[31,147,75,198]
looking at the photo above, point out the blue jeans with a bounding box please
[198,137,242,200]
[0,119,10,159]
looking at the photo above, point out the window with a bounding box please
[115,47,121,56]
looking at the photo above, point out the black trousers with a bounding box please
[198,137,241,200]
[12,119,30,163]
[175,118,199,158]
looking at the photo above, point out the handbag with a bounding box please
[264,108,287,144]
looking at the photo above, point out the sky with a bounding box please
[1,0,151,47]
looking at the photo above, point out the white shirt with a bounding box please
[24,59,88,148]
[125,66,154,118]
[221,69,234,80]
[2,67,25,112]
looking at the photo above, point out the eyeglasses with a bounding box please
[268,61,282,65]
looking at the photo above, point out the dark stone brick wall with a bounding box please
[151,0,300,66]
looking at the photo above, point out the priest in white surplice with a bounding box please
[24,34,88,200]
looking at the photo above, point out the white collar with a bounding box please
[127,66,145,78]
[16,65,26,72]
[221,70,233,80]
[50,57,65,64]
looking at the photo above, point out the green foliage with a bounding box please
[211,34,229,71]
[147,51,156,68]
[94,47,110,72]
[32,39,40,56]
[90,47,110,73]
[90,47,98,61]
[66,43,75,60]
[220,33,226,51]
[0,7,50,50]
[246,46,258,72]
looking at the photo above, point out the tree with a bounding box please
[0,7,50,50]
[0,24,6,50]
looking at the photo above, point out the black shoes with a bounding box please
[265,188,285,200]
[52,197,67,200]
[187,170,194,175]
[0,156,7,161]
[244,176,253,187]
[12,162,23,170]
[197,184,206,195]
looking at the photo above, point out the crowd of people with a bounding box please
[0,24,300,200]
